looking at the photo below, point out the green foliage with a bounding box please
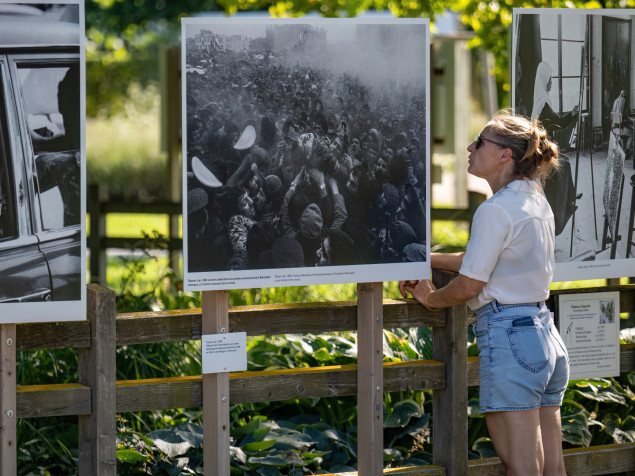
[85,0,630,116]
[561,399,594,446]
[85,0,220,116]
[430,220,469,253]
[17,417,78,474]
[114,397,432,474]
[113,231,199,313]
[563,377,635,446]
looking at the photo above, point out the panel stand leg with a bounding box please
[357,282,384,475]
[202,290,230,475]
[1,324,17,475]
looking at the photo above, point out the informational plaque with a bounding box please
[558,292,620,379]
[201,332,247,374]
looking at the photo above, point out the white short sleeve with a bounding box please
[460,203,513,282]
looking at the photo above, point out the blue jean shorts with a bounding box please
[473,301,570,413]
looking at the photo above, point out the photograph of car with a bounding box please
[0,2,85,323]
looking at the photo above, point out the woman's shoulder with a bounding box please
[490,181,552,220]
[474,198,512,223]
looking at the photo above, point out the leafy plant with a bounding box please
[114,397,434,475]
[17,417,78,475]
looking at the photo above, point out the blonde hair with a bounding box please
[487,108,560,184]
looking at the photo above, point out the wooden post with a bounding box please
[432,271,468,475]
[161,45,182,275]
[78,284,117,475]
[202,290,230,475]
[357,282,384,475]
[88,184,107,284]
[1,324,17,474]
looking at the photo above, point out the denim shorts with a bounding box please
[473,301,570,413]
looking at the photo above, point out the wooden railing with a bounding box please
[3,280,635,475]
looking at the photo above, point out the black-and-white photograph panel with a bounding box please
[0,1,85,323]
[513,8,635,282]
[182,18,430,291]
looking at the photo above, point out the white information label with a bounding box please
[558,292,620,380]
[202,332,247,374]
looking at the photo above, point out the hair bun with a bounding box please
[489,109,560,183]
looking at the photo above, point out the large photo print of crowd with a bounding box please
[183,19,429,289]
[513,9,635,281]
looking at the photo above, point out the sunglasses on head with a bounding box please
[475,134,506,150]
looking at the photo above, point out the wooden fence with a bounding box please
[86,185,486,284]
[2,278,635,475]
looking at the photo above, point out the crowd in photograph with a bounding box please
[186,44,427,272]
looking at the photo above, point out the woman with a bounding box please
[532,61,579,236]
[400,110,569,475]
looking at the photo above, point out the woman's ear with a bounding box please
[500,148,513,163]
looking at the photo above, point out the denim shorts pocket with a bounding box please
[507,324,552,373]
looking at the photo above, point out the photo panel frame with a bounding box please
[0,0,86,323]
[512,8,635,281]
[182,17,430,291]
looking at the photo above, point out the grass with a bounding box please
[106,213,174,238]
[86,84,166,201]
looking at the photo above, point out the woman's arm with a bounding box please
[431,252,465,272]
[397,252,466,298]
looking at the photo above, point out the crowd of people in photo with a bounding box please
[186,43,427,272]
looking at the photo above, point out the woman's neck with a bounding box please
[488,174,529,194]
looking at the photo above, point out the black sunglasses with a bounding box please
[475,134,506,149]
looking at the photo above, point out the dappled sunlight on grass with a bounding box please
[551,279,611,290]
[106,213,170,238]
[551,277,633,290]
[431,220,469,251]
[107,254,172,296]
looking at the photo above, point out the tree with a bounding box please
[85,0,630,114]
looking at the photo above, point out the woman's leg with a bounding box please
[539,406,567,475]
[485,409,544,476]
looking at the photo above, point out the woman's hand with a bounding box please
[398,280,419,298]
[403,280,438,307]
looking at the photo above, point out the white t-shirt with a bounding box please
[459,180,555,311]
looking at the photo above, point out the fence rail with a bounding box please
[4,281,635,474]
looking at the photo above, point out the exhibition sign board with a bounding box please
[0,0,86,323]
[182,17,430,291]
[512,8,635,282]
[558,291,621,380]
